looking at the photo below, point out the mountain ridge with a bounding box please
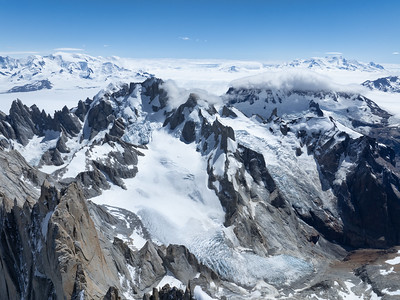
[1,76,400,298]
[362,75,400,93]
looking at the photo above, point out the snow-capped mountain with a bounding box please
[285,55,385,71]
[0,52,392,116]
[1,72,400,299]
[0,52,152,93]
[362,75,400,93]
[0,53,387,95]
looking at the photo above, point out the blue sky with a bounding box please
[1,0,399,63]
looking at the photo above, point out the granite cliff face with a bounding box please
[1,77,400,299]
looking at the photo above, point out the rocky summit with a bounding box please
[1,76,400,300]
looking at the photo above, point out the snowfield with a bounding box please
[92,129,313,287]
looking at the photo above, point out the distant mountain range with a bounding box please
[0,53,387,95]
[284,56,385,71]
[0,52,152,93]
[362,75,400,93]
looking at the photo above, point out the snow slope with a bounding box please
[92,128,313,287]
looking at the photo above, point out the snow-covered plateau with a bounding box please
[1,53,400,299]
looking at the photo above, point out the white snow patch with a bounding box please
[382,288,400,296]
[380,267,395,275]
[212,153,226,178]
[386,251,400,265]
[14,134,58,166]
[156,274,185,290]
[338,281,363,299]
[130,230,147,250]
[93,128,225,244]
[62,147,88,178]
[194,286,217,300]
[333,156,355,185]
[127,264,136,282]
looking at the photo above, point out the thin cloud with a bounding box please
[104,44,110,48]
[179,36,190,41]
[325,52,343,56]
[393,52,400,55]
[53,47,84,51]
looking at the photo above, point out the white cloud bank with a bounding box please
[229,70,363,93]
[393,52,399,55]
[161,79,223,110]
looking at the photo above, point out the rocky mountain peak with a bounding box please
[1,76,400,299]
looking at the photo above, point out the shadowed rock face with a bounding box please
[297,132,400,248]
[0,147,219,299]
[0,99,82,146]
[0,180,121,300]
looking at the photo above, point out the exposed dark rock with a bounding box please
[0,179,120,300]
[134,241,166,291]
[56,132,70,153]
[40,148,64,166]
[104,286,121,300]
[143,293,151,300]
[7,100,40,145]
[279,123,290,135]
[295,147,303,156]
[309,100,324,117]
[92,147,138,188]
[74,98,92,122]
[164,244,219,284]
[152,287,159,300]
[182,120,196,143]
[74,167,111,198]
[270,190,287,209]
[54,106,82,136]
[221,105,237,118]
[306,130,400,248]
[164,93,199,130]
[209,119,235,153]
[87,100,114,139]
[142,77,168,111]
[109,118,125,138]
[145,284,190,300]
[238,145,276,192]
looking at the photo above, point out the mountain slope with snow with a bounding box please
[285,56,385,71]
[0,52,394,114]
[1,70,400,299]
[362,76,400,93]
